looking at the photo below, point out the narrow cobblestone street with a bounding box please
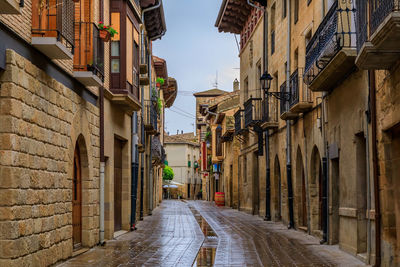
[58,201,366,267]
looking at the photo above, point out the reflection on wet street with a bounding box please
[58,200,366,267]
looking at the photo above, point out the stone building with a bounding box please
[216,0,400,265]
[0,0,173,265]
[164,132,200,199]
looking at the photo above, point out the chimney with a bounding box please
[177,130,179,135]
[181,130,183,134]
[233,78,239,91]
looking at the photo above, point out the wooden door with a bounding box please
[114,138,123,232]
[319,165,323,229]
[72,146,82,248]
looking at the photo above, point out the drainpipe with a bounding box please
[366,83,371,264]
[262,7,271,221]
[130,112,139,230]
[247,0,264,11]
[286,0,295,229]
[369,70,381,267]
[100,87,105,245]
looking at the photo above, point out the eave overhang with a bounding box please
[141,0,167,40]
[164,77,177,108]
[215,0,252,34]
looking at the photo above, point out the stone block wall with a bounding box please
[0,49,100,265]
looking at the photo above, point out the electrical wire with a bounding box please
[171,106,195,117]
[167,109,195,119]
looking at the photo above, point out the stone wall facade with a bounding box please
[0,50,100,265]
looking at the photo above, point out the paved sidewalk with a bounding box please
[58,200,367,267]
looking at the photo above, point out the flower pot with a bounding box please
[99,29,110,42]
[156,82,161,88]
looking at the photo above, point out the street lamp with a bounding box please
[260,71,291,101]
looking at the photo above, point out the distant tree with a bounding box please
[163,166,174,181]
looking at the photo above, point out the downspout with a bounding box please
[366,82,371,264]
[321,3,329,243]
[148,50,153,215]
[369,70,381,267]
[100,87,105,245]
[247,0,264,11]
[263,7,271,221]
[130,112,139,230]
[286,0,295,229]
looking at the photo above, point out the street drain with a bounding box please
[188,205,218,267]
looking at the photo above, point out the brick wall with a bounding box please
[0,49,100,265]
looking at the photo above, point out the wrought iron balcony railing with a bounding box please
[262,96,279,124]
[73,22,104,81]
[280,81,289,116]
[356,0,368,52]
[304,1,356,85]
[370,0,400,35]
[31,0,75,54]
[144,100,158,133]
[289,68,312,109]
[244,97,263,128]
[234,110,243,135]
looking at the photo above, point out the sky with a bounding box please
[153,0,240,135]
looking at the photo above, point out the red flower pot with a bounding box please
[99,29,110,42]
[156,82,161,88]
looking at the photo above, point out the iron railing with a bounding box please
[263,97,279,123]
[370,0,400,35]
[144,100,158,132]
[31,0,75,54]
[304,1,356,85]
[289,68,312,108]
[234,110,243,135]
[244,97,262,128]
[74,22,104,81]
[356,0,368,52]
[280,81,289,115]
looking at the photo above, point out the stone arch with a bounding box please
[273,155,282,221]
[295,146,307,228]
[68,109,95,248]
[310,145,323,233]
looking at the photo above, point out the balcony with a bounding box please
[289,69,313,114]
[244,97,262,128]
[151,136,164,166]
[356,0,400,69]
[234,110,245,135]
[0,0,22,14]
[280,81,298,120]
[144,100,159,135]
[31,0,74,59]
[304,1,357,91]
[260,97,279,130]
[73,22,104,87]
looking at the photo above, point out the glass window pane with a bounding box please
[111,59,120,73]
[111,41,120,57]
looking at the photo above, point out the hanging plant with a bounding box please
[156,77,165,87]
[97,22,118,42]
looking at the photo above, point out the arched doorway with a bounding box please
[73,144,82,248]
[274,156,282,221]
[296,147,307,229]
[310,146,324,234]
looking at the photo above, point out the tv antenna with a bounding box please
[212,71,218,88]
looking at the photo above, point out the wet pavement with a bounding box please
[58,200,366,267]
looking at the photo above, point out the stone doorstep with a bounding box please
[72,247,90,258]
[113,230,128,239]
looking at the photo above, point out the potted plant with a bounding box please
[97,22,118,42]
[156,77,165,88]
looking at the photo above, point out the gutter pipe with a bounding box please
[286,0,294,229]
[100,87,105,245]
[247,0,264,11]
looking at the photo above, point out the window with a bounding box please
[294,0,299,24]
[111,12,121,77]
[216,126,223,157]
[282,0,287,19]
[294,48,298,70]
[307,0,312,6]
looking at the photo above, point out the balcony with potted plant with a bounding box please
[31,0,75,59]
[356,0,400,69]
[304,1,357,92]
[73,22,105,87]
